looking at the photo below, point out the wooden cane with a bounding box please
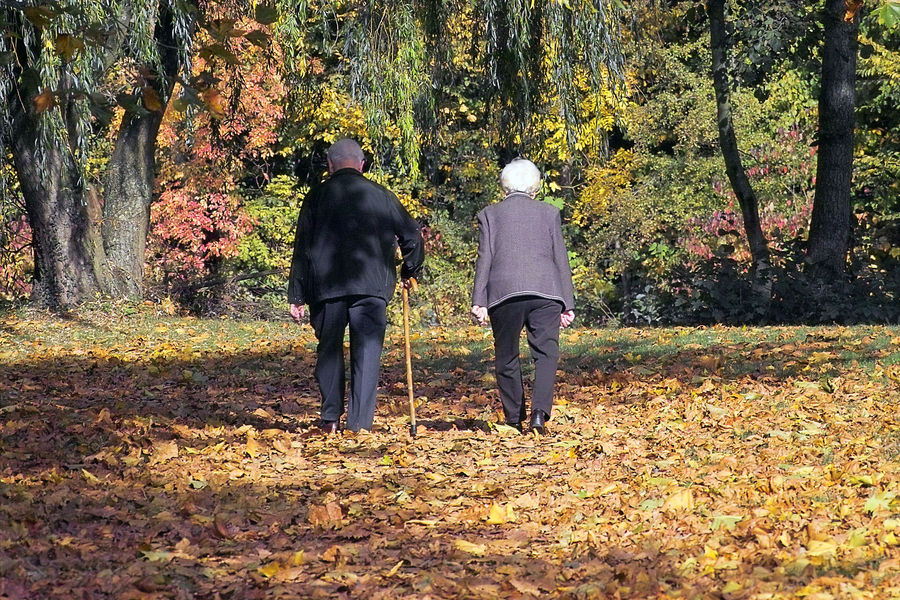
[402,279,417,437]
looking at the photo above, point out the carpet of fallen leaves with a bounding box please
[1,307,900,600]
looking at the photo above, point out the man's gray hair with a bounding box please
[500,159,541,196]
[327,139,365,167]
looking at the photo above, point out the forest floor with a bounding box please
[1,304,899,599]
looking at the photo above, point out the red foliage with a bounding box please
[150,15,285,284]
[0,215,32,299]
[681,126,817,268]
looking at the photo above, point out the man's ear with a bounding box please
[327,157,334,174]
[358,159,366,172]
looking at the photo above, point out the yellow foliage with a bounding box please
[573,148,635,226]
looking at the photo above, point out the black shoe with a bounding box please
[529,410,547,435]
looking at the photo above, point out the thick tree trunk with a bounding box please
[10,105,113,308]
[7,1,189,308]
[708,0,769,274]
[101,111,166,297]
[101,2,181,298]
[807,0,858,277]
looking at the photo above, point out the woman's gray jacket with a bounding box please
[472,193,575,311]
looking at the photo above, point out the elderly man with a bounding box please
[289,139,424,433]
[472,159,575,434]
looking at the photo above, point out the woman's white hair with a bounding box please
[500,159,541,196]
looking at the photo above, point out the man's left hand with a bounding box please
[560,310,575,328]
[290,303,306,325]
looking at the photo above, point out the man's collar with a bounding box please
[330,167,362,177]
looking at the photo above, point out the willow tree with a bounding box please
[2,0,624,308]
[1,1,195,306]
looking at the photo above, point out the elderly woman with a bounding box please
[472,159,575,434]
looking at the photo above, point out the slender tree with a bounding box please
[707,0,769,275]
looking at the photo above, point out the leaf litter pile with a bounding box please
[1,310,900,599]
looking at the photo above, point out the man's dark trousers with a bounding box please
[309,295,387,432]
[489,296,562,424]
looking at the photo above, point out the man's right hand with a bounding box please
[290,303,306,325]
[471,305,488,326]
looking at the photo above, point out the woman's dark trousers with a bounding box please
[309,295,387,431]
[489,297,562,424]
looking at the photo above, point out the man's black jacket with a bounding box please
[288,168,424,306]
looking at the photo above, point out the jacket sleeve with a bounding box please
[551,209,576,311]
[472,210,491,307]
[391,195,425,279]
[287,192,313,305]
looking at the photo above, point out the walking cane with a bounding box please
[402,278,418,437]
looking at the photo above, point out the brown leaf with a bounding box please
[213,514,233,539]
[150,440,178,465]
[510,577,542,596]
[33,89,56,114]
[142,87,163,112]
[308,502,342,528]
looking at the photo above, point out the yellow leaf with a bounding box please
[663,488,695,513]
[202,87,226,119]
[385,560,404,577]
[486,502,508,524]
[245,435,261,458]
[81,468,100,483]
[290,550,305,566]
[721,581,742,594]
[55,34,84,61]
[257,561,282,578]
[807,539,838,558]
[454,540,486,556]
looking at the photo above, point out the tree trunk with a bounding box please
[10,102,113,308]
[102,2,182,298]
[7,1,189,308]
[708,0,769,274]
[807,0,858,277]
[101,111,166,297]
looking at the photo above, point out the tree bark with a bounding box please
[101,111,166,297]
[708,0,769,274]
[10,106,112,308]
[807,0,858,277]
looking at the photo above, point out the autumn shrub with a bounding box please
[0,162,30,300]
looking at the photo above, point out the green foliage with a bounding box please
[236,175,302,277]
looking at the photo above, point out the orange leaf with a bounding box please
[33,89,56,114]
[201,88,226,119]
[845,0,863,22]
